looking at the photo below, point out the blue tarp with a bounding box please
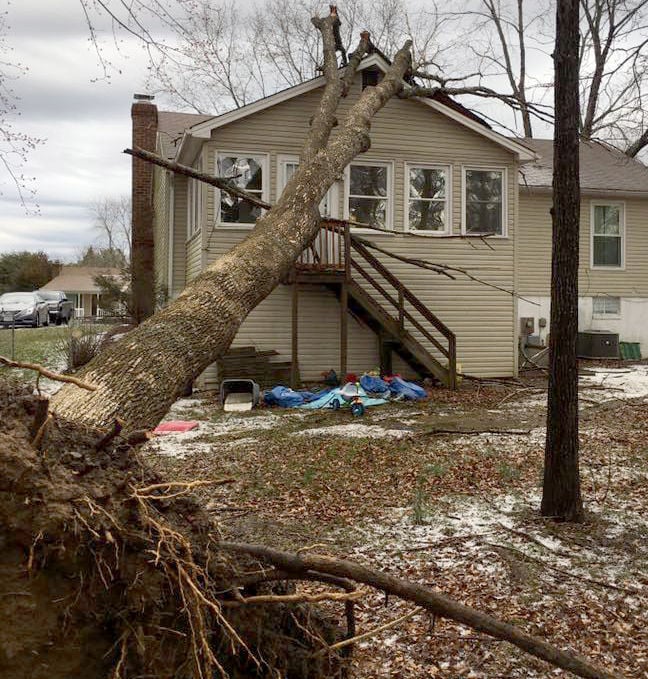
[264,376,427,408]
[298,383,388,410]
[359,374,390,396]
[263,386,330,408]
[388,376,427,400]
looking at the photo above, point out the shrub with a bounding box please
[57,326,105,371]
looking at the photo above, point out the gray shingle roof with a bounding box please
[41,266,123,294]
[157,111,212,159]
[517,138,648,194]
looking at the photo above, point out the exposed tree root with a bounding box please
[0,381,342,679]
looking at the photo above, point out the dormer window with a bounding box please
[362,68,381,89]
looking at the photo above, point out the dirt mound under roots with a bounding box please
[0,379,342,679]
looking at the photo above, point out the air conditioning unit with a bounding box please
[577,330,619,359]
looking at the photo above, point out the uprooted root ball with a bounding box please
[0,379,343,679]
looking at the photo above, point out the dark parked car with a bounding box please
[0,292,50,328]
[38,290,74,324]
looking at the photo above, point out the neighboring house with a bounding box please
[134,53,648,390]
[41,266,122,317]
[517,139,648,349]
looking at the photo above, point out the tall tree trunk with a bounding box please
[541,0,584,523]
[51,35,412,432]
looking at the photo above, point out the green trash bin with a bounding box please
[619,342,642,360]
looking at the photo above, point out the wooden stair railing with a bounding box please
[293,220,457,388]
[348,238,457,389]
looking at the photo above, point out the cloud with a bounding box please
[0,0,151,260]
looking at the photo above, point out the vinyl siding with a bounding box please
[518,190,648,296]
[188,79,519,379]
[153,166,170,295]
[186,232,202,282]
[171,176,188,297]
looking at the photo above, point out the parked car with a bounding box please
[0,292,50,328]
[38,290,75,325]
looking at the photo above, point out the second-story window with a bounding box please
[406,164,450,233]
[217,153,267,225]
[278,155,338,218]
[463,168,505,235]
[591,203,624,268]
[346,162,391,229]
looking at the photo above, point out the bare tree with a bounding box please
[0,9,43,206]
[542,0,584,523]
[78,0,444,115]
[435,0,549,137]
[91,196,132,262]
[579,0,648,155]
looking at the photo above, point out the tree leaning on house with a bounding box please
[50,16,392,430]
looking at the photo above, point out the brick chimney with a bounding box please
[131,93,158,323]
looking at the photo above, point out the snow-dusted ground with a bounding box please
[293,423,412,439]
[579,364,648,401]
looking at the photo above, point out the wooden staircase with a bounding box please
[293,220,457,388]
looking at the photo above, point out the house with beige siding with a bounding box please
[517,139,648,352]
[135,53,648,390]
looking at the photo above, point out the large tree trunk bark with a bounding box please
[51,36,412,431]
[541,0,584,522]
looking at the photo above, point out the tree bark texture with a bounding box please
[51,36,413,432]
[541,0,584,522]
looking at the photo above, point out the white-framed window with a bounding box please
[216,151,268,226]
[277,155,339,218]
[405,163,451,234]
[591,202,624,269]
[593,296,621,318]
[344,161,392,229]
[462,167,506,236]
[187,158,203,238]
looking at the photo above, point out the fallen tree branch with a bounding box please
[0,355,97,391]
[420,427,531,437]
[486,542,640,595]
[219,542,621,679]
[124,147,271,210]
[132,479,236,500]
[322,608,417,653]
[352,236,541,305]
[223,589,363,607]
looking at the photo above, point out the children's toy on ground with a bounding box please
[329,382,366,417]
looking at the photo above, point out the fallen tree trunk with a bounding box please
[51,20,406,432]
[222,543,620,679]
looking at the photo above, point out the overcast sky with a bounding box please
[0,0,152,261]
[0,0,554,263]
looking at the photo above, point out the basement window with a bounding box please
[217,152,268,225]
[593,296,621,318]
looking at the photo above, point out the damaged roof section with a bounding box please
[157,111,212,159]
